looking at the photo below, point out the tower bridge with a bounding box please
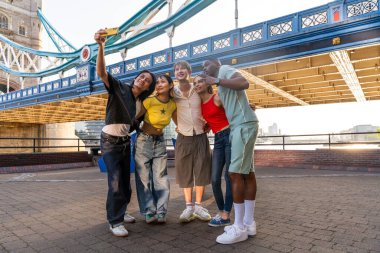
[0,0,379,125]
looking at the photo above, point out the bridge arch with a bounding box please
[0,79,16,93]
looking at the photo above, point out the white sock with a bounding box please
[195,202,201,209]
[233,202,245,229]
[243,200,255,225]
[186,203,194,210]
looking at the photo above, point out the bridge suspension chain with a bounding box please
[0,0,216,79]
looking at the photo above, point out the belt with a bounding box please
[101,132,130,143]
[140,131,163,138]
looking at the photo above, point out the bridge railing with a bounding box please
[0,137,99,153]
[1,0,379,105]
[256,131,380,150]
[0,131,379,154]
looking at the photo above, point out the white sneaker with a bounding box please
[245,221,257,236]
[224,221,256,236]
[109,224,128,237]
[124,213,136,223]
[179,208,195,223]
[216,225,248,244]
[193,205,211,221]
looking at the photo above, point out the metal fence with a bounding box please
[255,131,380,150]
[0,131,379,153]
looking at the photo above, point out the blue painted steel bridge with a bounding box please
[0,0,379,124]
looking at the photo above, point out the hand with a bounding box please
[249,103,256,111]
[203,123,211,134]
[131,119,141,133]
[204,75,218,86]
[94,29,107,45]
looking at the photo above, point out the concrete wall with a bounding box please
[44,122,86,152]
[0,122,44,153]
[0,122,85,153]
[255,149,380,172]
[167,149,380,172]
[0,151,94,173]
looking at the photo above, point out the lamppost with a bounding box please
[235,0,238,29]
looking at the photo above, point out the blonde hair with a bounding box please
[173,60,192,72]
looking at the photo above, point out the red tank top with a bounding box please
[201,94,229,134]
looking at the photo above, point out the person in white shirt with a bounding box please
[173,60,212,223]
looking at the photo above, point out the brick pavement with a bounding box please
[0,167,379,253]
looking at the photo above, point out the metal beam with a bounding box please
[239,69,309,106]
[329,50,366,102]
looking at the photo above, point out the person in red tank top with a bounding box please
[194,74,233,227]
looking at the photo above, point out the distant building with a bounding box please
[163,120,177,141]
[340,124,379,141]
[0,0,42,92]
[268,123,280,135]
[75,120,104,147]
[82,121,104,138]
[351,124,377,133]
[76,119,179,146]
[258,127,264,136]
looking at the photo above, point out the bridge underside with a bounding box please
[0,94,107,124]
[243,43,380,108]
[0,42,379,124]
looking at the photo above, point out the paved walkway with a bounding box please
[0,166,379,253]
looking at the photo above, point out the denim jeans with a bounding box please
[212,128,233,213]
[134,133,170,215]
[100,132,132,226]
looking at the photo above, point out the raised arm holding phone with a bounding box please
[94,28,156,237]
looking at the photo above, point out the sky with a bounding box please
[41,0,380,135]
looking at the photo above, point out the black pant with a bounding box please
[100,132,131,226]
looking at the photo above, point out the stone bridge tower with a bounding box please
[0,0,81,153]
[0,0,42,93]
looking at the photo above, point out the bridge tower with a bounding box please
[0,0,42,92]
[0,0,80,152]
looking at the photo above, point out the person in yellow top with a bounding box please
[134,74,177,224]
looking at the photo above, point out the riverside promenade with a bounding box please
[0,166,379,253]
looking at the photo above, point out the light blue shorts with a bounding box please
[229,122,259,174]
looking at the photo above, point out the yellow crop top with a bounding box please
[143,97,176,129]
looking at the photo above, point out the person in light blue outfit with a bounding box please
[203,59,259,245]
[134,74,177,224]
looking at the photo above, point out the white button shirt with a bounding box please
[173,84,205,136]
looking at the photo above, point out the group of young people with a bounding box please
[95,28,259,245]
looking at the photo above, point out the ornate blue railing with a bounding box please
[1,0,379,106]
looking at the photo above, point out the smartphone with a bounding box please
[101,27,119,37]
